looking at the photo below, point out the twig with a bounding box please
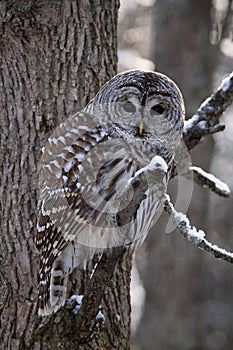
[190,166,230,197]
[164,194,233,264]
[183,71,233,150]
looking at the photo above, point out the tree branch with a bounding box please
[164,194,233,264]
[189,165,230,197]
[183,71,233,150]
[170,72,233,197]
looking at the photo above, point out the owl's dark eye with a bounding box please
[121,101,136,114]
[151,104,165,115]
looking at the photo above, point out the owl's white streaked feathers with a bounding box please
[36,70,184,316]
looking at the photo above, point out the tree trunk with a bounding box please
[0,1,132,349]
[136,1,219,349]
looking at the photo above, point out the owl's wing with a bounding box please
[36,112,139,261]
[36,113,118,314]
[36,112,107,253]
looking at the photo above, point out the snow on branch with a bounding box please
[183,71,233,151]
[163,194,233,264]
[190,166,230,197]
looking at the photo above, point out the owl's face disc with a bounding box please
[86,70,185,151]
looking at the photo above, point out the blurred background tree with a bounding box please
[119,1,233,349]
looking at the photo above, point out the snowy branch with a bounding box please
[170,72,233,196]
[130,155,233,264]
[164,194,233,264]
[183,71,233,151]
[189,166,230,197]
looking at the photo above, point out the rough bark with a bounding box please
[0,1,133,349]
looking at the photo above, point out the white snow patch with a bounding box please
[207,242,233,259]
[165,195,206,244]
[69,294,83,304]
[173,211,190,227]
[147,155,168,172]
[219,73,233,92]
[187,228,205,244]
[184,114,199,132]
[200,96,211,108]
[191,166,230,195]
[96,310,105,321]
[198,120,207,129]
[67,294,83,314]
[129,156,168,184]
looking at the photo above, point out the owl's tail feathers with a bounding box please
[38,242,83,316]
[37,242,87,316]
[38,260,68,316]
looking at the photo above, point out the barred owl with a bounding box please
[36,70,184,316]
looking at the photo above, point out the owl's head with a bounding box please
[86,70,185,151]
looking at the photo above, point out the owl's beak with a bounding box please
[138,120,144,136]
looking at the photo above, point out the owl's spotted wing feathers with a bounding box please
[37,115,109,315]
